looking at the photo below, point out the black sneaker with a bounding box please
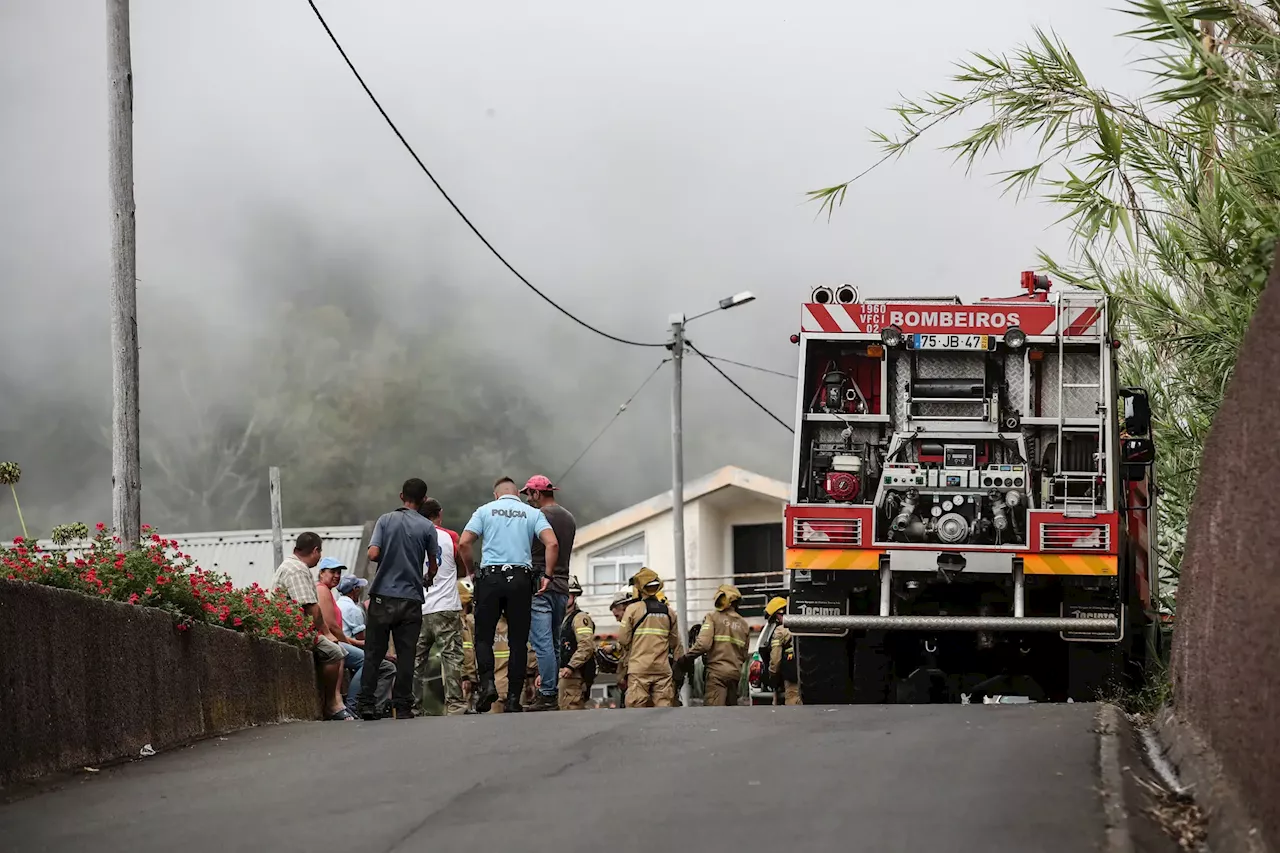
[503,696,524,713]
[475,680,499,714]
[526,693,558,712]
[356,705,382,721]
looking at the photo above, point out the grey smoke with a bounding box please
[0,0,1136,536]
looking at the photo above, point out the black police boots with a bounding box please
[503,695,524,713]
[475,679,499,713]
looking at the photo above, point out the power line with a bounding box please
[557,359,670,485]
[302,0,665,349]
[687,344,794,433]
[703,355,796,380]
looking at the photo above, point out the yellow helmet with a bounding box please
[655,590,669,604]
[610,587,635,610]
[714,584,742,611]
[630,567,663,597]
[764,596,788,619]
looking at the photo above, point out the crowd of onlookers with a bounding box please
[272,475,802,720]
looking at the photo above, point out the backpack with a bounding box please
[559,608,597,681]
[757,622,797,687]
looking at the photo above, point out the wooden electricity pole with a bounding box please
[269,467,284,570]
[108,0,141,545]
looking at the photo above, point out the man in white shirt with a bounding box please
[413,499,467,715]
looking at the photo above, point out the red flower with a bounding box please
[233,617,243,627]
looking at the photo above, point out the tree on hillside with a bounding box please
[811,0,1280,610]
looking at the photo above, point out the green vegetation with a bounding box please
[813,1,1280,612]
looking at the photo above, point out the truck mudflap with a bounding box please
[783,614,1119,633]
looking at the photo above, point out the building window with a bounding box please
[588,534,646,592]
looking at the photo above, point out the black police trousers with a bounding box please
[473,566,534,701]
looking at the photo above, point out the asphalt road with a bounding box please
[1,703,1108,853]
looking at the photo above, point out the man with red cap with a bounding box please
[522,474,577,711]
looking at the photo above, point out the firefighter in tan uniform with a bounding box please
[765,597,801,705]
[490,615,511,714]
[557,576,596,710]
[681,584,750,706]
[617,568,683,708]
[459,581,479,712]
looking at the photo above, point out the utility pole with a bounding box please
[668,315,689,691]
[269,467,284,570]
[666,292,756,706]
[108,0,141,546]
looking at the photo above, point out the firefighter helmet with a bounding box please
[457,580,474,607]
[765,596,788,619]
[567,575,583,596]
[610,588,634,610]
[714,584,742,611]
[595,638,623,673]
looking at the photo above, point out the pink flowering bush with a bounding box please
[1,524,312,647]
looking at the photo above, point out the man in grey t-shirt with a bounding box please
[357,477,439,720]
[522,475,577,711]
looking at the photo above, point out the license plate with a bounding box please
[912,334,989,350]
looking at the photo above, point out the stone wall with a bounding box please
[0,579,318,787]
[1172,246,1280,849]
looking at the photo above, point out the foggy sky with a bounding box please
[0,0,1140,535]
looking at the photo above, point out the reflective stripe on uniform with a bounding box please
[575,628,593,635]
[495,651,511,658]
[634,627,669,637]
[462,642,474,649]
[714,635,746,647]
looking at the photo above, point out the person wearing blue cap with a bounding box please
[334,572,395,714]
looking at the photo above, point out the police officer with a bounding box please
[459,476,559,714]
[557,576,596,710]
[681,584,750,706]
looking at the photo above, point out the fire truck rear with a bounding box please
[782,274,1159,703]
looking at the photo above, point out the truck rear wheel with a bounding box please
[850,630,893,703]
[1066,642,1124,701]
[798,635,851,705]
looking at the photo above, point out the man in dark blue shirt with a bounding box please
[356,477,440,720]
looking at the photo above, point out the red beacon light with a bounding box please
[789,333,800,344]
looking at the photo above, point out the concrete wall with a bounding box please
[0,580,319,788]
[1172,247,1280,849]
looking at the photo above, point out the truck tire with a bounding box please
[798,635,851,705]
[1066,642,1124,701]
[850,630,893,703]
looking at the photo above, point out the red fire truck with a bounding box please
[781,274,1158,703]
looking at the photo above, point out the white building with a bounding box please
[569,465,788,635]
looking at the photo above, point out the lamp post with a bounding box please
[669,290,756,704]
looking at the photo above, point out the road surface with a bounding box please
[2,703,1110,852]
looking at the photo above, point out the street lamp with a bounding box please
[668,290,756,704]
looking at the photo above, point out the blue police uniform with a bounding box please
[464,494,552,711]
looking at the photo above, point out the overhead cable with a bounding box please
[303,0,665,348]
[557,359,670,485]
[703,355,796,380]
[687,344,794,433]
